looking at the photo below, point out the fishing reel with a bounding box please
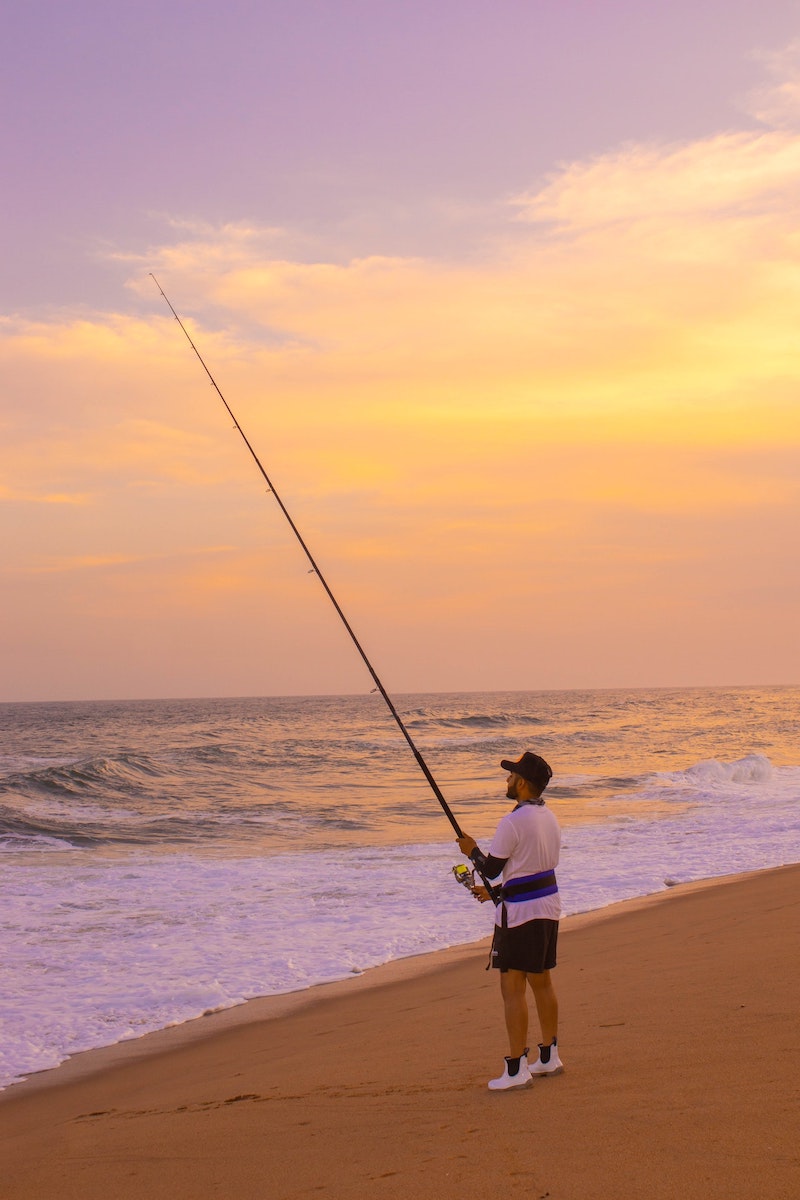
[452,863,475,890]
[453,862,495,904]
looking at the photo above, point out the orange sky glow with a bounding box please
[3,19,799,701]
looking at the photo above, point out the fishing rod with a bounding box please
[150,274,498,903]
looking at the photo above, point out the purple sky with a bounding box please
[4,1,797,308]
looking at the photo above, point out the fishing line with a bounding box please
[150,274,497,902]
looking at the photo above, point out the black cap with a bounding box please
[500,752,553,792]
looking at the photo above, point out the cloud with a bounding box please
[10,545,237,576]
[0,488,94,505]
[513,131,800,228]
[4,83,800,696]
[745,41,800,130]
[16,552,152,574]
[8,121,800,461]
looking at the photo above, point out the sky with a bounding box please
[2,0,800,702]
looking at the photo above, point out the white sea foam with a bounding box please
[680,753,775,786]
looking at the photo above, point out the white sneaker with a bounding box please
[529,1039,563,1076]
[488,1053,532,1091]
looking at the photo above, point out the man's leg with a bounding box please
[499,968,529,1057]
[527,969,558,1045]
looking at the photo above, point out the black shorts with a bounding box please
[491,918,559,974]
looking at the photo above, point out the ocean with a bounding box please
[1,685,798,1090]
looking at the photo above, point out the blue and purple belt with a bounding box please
[500,870,558,902]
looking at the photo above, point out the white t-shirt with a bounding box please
[489,803,562,927]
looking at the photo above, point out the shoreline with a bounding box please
[1,864,779,1101]
[2,863,799,1199]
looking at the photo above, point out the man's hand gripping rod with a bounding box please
[151,275,499,904]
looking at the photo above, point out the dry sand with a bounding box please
[2,864,798,1199]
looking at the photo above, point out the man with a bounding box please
[457,751,563,1091]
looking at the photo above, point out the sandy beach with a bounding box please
[2,864,798,1200]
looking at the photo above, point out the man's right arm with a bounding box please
[456,835,507,880]
[467,845,508,880]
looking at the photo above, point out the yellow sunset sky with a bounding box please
[2,5,799,700]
